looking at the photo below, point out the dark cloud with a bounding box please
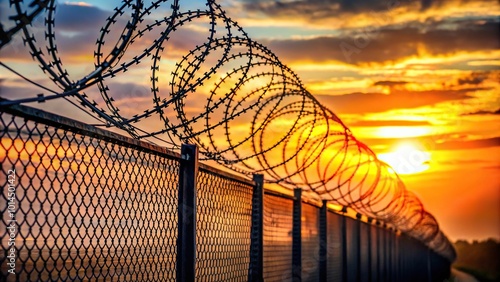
[0,28,98,64]
[458,77,485,86]
[263,20,499,64]
[350,120,432,127]
[373,81,408,87]
[0,3,109,61]
[105,82,151,99]
[315,88,485,114]
[434,137,500,150]
[242,0,394,18]
[0,82,46,100]
[1,2,208,64]
[462,109,500,116]
[242,0,492,20]
[55,3,110,31]
[457,72,488,86]
[0,78,153,104]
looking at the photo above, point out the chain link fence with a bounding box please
[1,103,452,281]
[300,203,320,282]
[326,211,343,281]
[196,167,253,281]
[262,193,293,281]
[0,107,179,281]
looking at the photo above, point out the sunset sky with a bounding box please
[0,0,499,241]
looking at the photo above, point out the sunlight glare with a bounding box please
[377,143,431,175]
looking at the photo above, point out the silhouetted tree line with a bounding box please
[453,239,500,282]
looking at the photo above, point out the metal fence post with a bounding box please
[388,227,393,282]
[319,200,328,281]
[393,230,398,282]
[394,231,401,281]
[177,144,198,282]
[376,221,382,282]
[292,188,302,281]
[383,224,388,282]
[341,206,348,282]
[427,247,432,282]
[367,217,373,282]
[390,228,395,282]
[355,213,362,282]
[249,174,264,282]
[396,232,400,282]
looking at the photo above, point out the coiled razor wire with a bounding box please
[0,0,455,260]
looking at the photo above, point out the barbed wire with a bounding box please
[0,0,455,260]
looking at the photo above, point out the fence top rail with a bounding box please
[264,189,295,201]
[0,98,180,160]
[198,163,255,186]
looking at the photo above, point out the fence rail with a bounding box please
[1,103,451,281]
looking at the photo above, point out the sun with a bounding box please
[377,143,431,175]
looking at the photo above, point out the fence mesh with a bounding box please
[195,167,253,281]
[345,217,360,282]
[359,222,370,282]
[389,231,396,281]
[301,203,319,282]
[370,224,379,282]
[0,112,179,281]
[326,211,343,282]
[263,193,293,281]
